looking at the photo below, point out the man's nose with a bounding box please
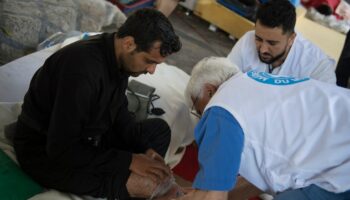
[259,43,269,54]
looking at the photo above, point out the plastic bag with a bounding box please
[148,176,184,199]
[37,31,83,50]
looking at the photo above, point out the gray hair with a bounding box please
[185,57,241,105]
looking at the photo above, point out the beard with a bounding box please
[129,71,147,77]
[124,67,147,77]
[119,53,147,77]
[258,49,286,65]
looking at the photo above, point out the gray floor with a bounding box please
[165,6,235,74]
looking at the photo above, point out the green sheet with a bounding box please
[0,150,43,200]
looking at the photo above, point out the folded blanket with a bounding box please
[0,0,126,65]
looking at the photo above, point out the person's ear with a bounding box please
[204,83,218,98]
[122,36,137,53]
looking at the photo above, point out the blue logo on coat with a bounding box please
[247,71,309,85]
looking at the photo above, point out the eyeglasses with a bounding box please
[190,93,201,118]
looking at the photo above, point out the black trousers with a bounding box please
[336,31,350,88]
[14,118,171,200]
[103,118,171,157]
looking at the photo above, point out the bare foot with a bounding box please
[155,184,184,200]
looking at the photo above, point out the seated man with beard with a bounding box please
[227,0,336,84]
[13,9,182,200]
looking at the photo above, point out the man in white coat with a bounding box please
[228,0,336,84]
[175,57,350,200]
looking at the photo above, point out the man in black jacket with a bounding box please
[13,8,181,200]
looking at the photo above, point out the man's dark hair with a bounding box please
[117,8,181,57]
[256,0,296,34]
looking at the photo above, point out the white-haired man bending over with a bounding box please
[174,57,350,200]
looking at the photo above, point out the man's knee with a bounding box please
[155,118,171,145]
[274,185,342,200]
[274,189,308,200]
[152,118,171,156]
[152,118,171,135]
[143,118,171,149]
